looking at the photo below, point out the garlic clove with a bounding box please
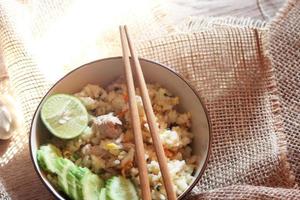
[0,105,12,132]
[0,94,22,140]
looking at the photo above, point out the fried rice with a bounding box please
[49,78,197,199]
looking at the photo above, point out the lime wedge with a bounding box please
[41,94,88,139]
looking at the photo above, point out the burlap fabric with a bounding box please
[137,16,296,196]
[267,0,300,185]
[0,0,299,199]
[0,0,171,199]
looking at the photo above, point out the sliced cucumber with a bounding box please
[37,144,105,200]
[106,176,138,200]
[69,167,89,200]
[37,144,62,173]
[99,188,107,200]
[56,158,75,197]
[52,158,104,200]
[67,168,79,200]
[82,172,104,200]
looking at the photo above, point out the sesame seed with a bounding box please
[58,119,67,124]
[63,115,71,121]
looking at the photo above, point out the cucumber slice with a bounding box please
[82,172,104,200]
[106,176,138,200]
[37,144,105,200]
[37,144,62,173]
[56,158,75,196]
[67,169,79,200]
[69,166,104,200]
[69,167,89,200]
[99,188,107,200]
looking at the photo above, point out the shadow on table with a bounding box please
[0,140,11,158]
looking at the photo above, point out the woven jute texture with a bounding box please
[267,0,300,185]
[137,16,296,197]
[190,185,300,200]
[0,0,171,199]
[0,0,299,199]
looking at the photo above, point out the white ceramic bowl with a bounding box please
[30,57,211,199]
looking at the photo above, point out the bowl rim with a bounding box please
[29,56,212,200]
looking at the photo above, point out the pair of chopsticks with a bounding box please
[120,25,177,200]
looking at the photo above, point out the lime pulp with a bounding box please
[40,94,88,139]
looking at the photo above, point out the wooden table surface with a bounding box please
[166,0,285,23]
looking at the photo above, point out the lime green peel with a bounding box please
[41,94,88,139]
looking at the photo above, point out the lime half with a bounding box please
[41,94,88,139]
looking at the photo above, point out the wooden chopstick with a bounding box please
[119,26,152,200]
[123,25,177,200]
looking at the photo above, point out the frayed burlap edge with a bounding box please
[190,15,296,187]
[150,2,175,34]
[264,0,300,187]
[262,48,296,188]
[177,16,267,33]
[169,15,296,188]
